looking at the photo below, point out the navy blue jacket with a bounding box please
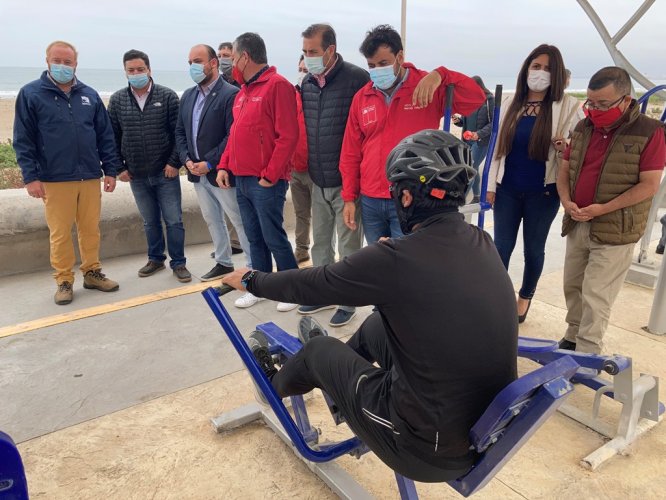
[175,76,239,185]
[13,71,121,184]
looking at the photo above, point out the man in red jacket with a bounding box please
[340,25,485,243]
[217,32,300,311]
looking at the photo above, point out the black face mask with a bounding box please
[391,180,463,234]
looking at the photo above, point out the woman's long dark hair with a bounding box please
[495,44,566,162]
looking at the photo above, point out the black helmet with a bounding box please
[386,129,476,187]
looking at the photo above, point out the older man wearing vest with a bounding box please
[556,66,665,354]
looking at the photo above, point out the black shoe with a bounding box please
[657,244,665,255]
[472,195,480,204]
[201,263,234,282]
[518,298,532,324]
[329,308,356,327]
[138,260,165,277]
[232,246,244,255]
[298,316,329,345]
[173,265,192,283]
[210,251,215,259]
[558,338,577,351]
[248,330,277,378]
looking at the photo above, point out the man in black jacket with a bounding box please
[297,24,370,327]
[221,130,517,482]
[108,49,191,282]
[175,44,251,282]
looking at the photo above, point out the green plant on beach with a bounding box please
[0,140,24,190]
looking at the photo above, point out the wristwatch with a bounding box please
[241,270,258,288]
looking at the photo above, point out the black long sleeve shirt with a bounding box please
[249,212,517,458]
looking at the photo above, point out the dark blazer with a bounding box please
[175,76,239,184]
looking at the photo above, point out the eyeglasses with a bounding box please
[583,95,626,112]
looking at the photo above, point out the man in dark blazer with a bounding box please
[175,44,251,281]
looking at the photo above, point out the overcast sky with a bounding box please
[1,0,664,80]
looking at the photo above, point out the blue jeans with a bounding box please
[493,184,560,299]
[236,177,298,273]
[193,178,252,268]
[360,195,404,244]
[471,142,489,197]
[130,174,185,268]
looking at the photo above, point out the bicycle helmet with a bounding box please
[386,129,476,187]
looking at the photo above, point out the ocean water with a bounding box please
[0,67,664,98]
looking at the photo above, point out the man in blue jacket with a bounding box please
[13,41,121,305]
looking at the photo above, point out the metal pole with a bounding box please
[478,84,503,230]
[401,0,407,54]
[611,0,655,45]
[646,255,666,335]
[577,0,666,99]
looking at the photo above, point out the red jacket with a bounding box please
[339,63,485,201]
[217,66,298,183]
[292,90,309,173]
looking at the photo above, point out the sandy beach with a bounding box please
[1,99,14,143]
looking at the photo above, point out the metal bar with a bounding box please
[442,84,455,133]
[611,0,655,45]
[477,84,502,230]
[581,416,662,470]
[202,288,363,462]
[261,410,376,500]
[647,250,666,335]
[577,0,666,98]
[211,403,263,433]
[395,473,419,499]
[400,0,407,55]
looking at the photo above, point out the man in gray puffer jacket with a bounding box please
[108,49,191,283]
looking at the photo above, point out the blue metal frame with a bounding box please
[517,337,665,415]
[477,84,503,230]
[442,84,455,133]
[202,288,364,462]
[203,289,585,498]
[637,84,666,122]
[0,430,29,500]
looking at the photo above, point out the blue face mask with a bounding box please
[304,55,325,75]
[189,62,207,84]
[128,73,149,89]
[50,63,75,85]
[369,64,398,90]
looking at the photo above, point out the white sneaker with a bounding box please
[234,292,263,309]
[276,302,298,312]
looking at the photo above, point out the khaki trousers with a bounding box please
[563,222,634,354]
[290,170,313,252]
[43,179,102,284]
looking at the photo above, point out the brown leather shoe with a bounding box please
[294,249,310,263]
[138,260,166,277]
[54,281,73,305]
[83,269,119,292]
[173,265,192,283]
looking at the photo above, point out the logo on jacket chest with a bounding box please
[81,96,91,106]
[362,105,377,126]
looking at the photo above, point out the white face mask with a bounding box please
[527,69,551,92]
[296,72,306,86]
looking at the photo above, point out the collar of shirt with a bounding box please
[198,74,219,98]
[47,72,78,94]
[131,80,152,100]
[313,54,339,88]
[376,68,409,105]
[246,65,270,86]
